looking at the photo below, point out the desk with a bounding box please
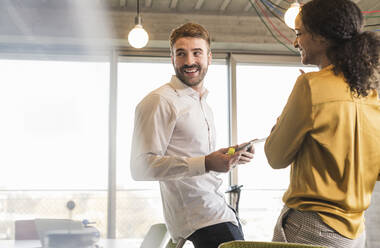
[0,239,141,248]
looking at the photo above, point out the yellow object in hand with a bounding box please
[227,147,235,155]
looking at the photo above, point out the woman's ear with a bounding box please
[319,36,330,46]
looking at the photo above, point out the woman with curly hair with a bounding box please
[264,0,380,247]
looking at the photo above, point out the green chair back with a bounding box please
[166,237,186,248]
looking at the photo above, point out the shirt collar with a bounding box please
[169,75,209,99]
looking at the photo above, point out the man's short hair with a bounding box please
[169,23,211,53]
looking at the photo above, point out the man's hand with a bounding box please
[205,147,254,173]
[238,143,255,164]
[237,142,255,164]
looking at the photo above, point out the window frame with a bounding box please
[0,50,311,240]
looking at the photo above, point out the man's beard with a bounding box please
[175,64,208,87]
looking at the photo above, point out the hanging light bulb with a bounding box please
[128,0,149,48]
[284,1,301,29]
[128,16,149,48]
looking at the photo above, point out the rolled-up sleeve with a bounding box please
[130,93,206,181]
[264,75,313,169]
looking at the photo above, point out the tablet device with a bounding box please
[235,137,267,152]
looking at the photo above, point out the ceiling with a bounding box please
[0,0,379,55]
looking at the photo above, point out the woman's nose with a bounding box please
[293,39,299,49]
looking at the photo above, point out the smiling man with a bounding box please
[130,23,254,248]
[171,36,210,89]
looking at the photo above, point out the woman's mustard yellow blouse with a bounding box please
[265,65,380,239]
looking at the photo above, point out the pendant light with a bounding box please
[128,0,149,48]
[284,0,301,29]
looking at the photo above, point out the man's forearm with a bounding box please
[131,153,205,181]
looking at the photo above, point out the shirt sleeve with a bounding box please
[264,74,313,169]
[130,93,206,181]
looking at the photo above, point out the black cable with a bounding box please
[226,185,243,213]
[236,188,241,214]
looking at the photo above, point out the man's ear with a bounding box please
[208,51,212,65]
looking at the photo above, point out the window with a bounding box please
[0,58,110,238]
[0,54,318,245]
[0,59,109,189]
[235,63,316,241]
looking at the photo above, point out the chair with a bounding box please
[14,220,39,240]
[140,223,186,248]
[218,241,327,248]
[166,237,186,248]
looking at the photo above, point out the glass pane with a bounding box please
[116,59,229,241]
[203,63,230,192]
[236,64,316,241]
[205,63,229,150]
[0,58,109,239]
[0,59,109,190]
[116,61,171,240]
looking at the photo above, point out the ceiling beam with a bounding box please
[169,0,178,9]
[194,0,204,10]
[145,0,152,7]
[220,0,231,11]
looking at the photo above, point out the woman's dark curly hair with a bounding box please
[300,0,380,97]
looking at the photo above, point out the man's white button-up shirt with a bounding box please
[130,75,237,242]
